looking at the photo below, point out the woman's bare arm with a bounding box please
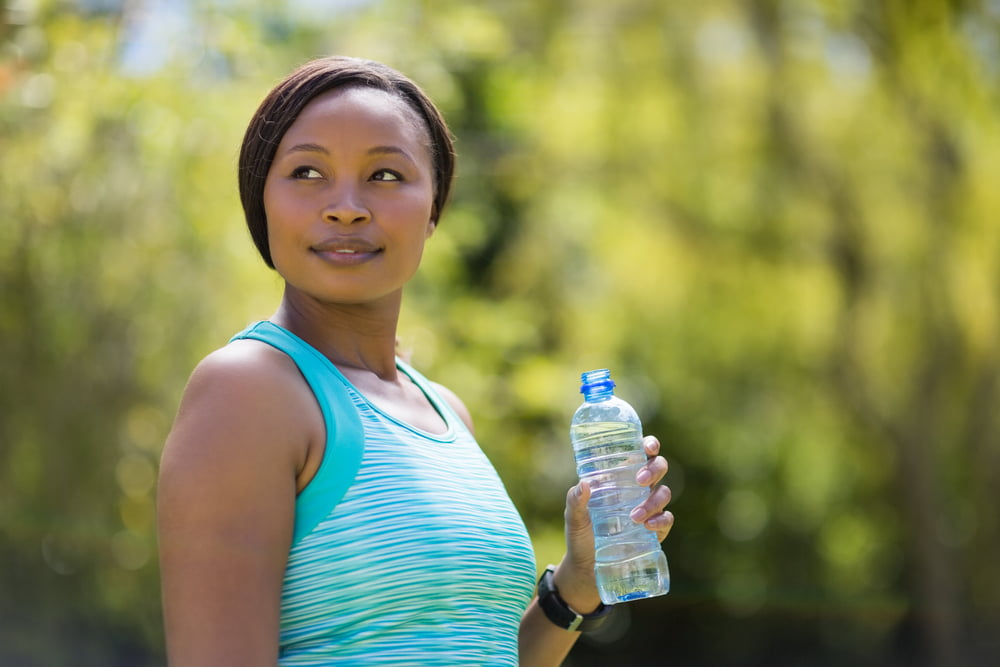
[157,341,320,667]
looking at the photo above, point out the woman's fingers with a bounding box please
[647,510,675,542]
[636,436,668,486]
[636,456,668,486]
[629,483,674,541]
[643,435,661,457]
[629,484,672,520]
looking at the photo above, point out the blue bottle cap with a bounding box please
[580,369,615,395]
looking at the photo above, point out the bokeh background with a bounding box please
[2,0,999,665]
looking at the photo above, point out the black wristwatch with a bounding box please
[536,565,614,632]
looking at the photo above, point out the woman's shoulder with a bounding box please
[191,337,300,389]
[176,340,307,417]
[163,338,321,477]
[429,380,476,434]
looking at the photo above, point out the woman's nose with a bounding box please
[322,185,370,225]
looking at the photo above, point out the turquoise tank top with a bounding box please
[230,321,537,665]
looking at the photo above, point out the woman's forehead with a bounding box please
[285,86,430,149]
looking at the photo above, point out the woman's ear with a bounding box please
[425,218,437,238]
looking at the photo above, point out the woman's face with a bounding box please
[263,86,436,308]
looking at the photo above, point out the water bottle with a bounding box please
[570,369,670,604]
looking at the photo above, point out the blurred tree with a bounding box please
[0,3,279,664]
[1,0,998,665]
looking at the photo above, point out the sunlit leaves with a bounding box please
[3,0,999,663]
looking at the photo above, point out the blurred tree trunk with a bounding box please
[747,0,976,663]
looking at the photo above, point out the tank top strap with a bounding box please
[230,320,365,547]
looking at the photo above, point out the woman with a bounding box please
[157,55,674,666]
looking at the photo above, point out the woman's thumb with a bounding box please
[566,480,592,526]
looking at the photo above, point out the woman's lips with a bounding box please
[312,237,382,264]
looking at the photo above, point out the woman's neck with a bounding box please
[271,289,401,380]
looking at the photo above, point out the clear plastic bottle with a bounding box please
[570,369,670,604]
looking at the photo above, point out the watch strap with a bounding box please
[536,565,613,632]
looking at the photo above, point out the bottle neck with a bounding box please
[580,369,616,402]
[583,388,615,402]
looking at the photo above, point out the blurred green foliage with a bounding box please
[2,0,998,665]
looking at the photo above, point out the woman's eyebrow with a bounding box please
[369,145,420,166]
[283,142,328,155]
[280,143,415,162]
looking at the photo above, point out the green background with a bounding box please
[2,0,998,664]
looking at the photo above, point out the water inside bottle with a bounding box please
[573,421,648,534]
[594,544,670,604]
[572,419,669,604]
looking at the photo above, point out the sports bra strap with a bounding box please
[230,321,365,547]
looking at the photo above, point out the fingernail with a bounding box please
[636,469,651,484]
[630,507,645,522]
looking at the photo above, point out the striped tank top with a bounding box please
[231,322,537,666]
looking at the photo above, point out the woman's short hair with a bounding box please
[238,56,456,268]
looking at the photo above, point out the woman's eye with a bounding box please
[371,169,402,182]
[291,167,322,179]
